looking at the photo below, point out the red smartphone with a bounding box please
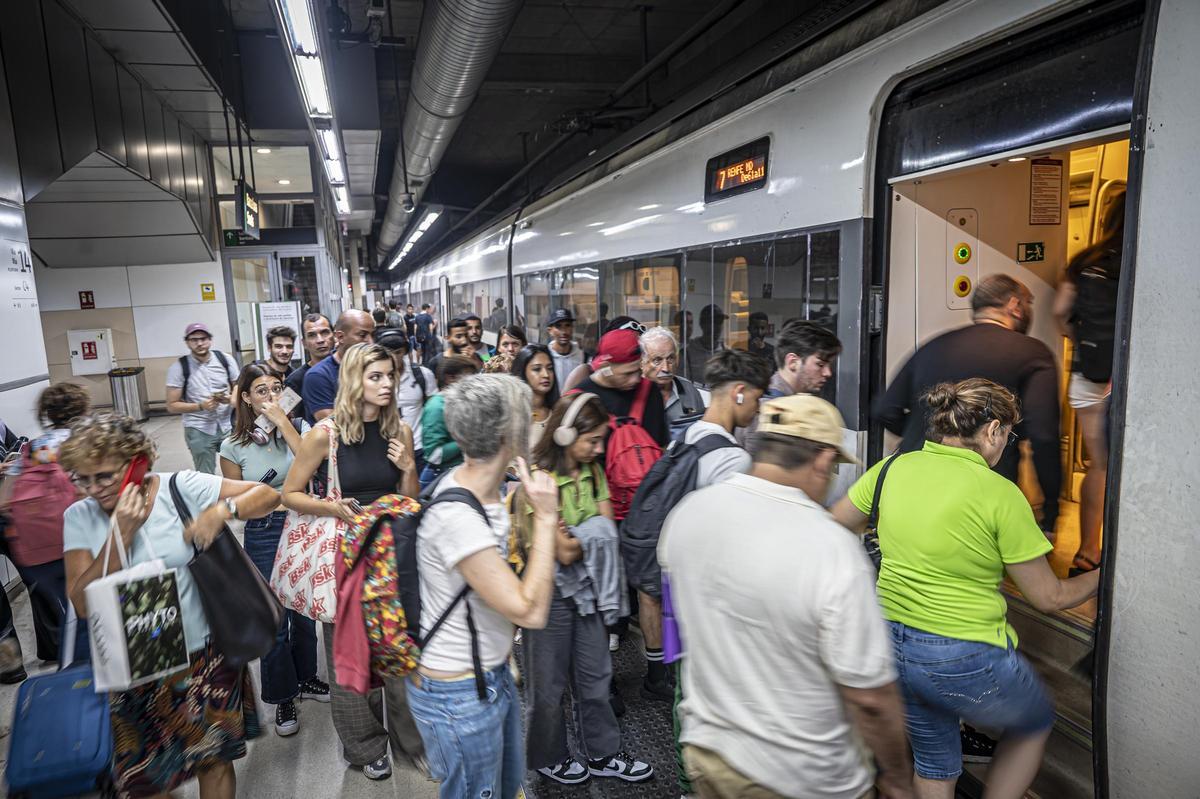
[117,454,150,495]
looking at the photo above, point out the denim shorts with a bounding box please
[888,621,1055,780]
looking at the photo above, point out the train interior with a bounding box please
[885,131,1130,798]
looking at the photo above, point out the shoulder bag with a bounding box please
[863,454,902,571]
[170,474,282,669]
[269,419,343,622]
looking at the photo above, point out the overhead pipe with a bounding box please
[376,0,524,261]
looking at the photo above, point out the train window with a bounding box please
[518,267,600,353]
[448,277,507,334]
[683,230,841,389]
[597,256,682,350]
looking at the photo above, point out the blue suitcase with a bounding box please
[5,610,112,798]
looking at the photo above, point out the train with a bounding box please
[393,1,1200,796]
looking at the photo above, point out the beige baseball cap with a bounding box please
[757,394,860,464]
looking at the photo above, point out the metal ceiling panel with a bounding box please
[61,0,172,32]
[26,200,199,238]
[97,31,194,65]
[156,91,227,114]
[31,235,213,267]
[132,63,212,92]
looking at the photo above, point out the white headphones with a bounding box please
[553,392,598,447]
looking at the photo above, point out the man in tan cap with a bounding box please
[659,394,913,799]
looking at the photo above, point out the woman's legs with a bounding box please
[243,515,303,704]
[322,622,389,765]
[195,761,235,799]
[571,609,621,760]
[984,727,1052,799]
[913,775,957,799]
[13,559,67,662]
[1075,402,1108,567]
[522,592,575,768]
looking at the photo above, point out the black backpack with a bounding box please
[178,350,236,401]
[362,485,493,700]
[1070,247,1121,383]
[620,433,737,598]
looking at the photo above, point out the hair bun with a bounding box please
[923,383,958,412]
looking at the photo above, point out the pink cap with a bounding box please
[184,323,211,338]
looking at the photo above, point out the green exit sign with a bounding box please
[1017,242,1045,263]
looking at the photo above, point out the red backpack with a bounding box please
[5,450,76,567]
[604,379,663,520]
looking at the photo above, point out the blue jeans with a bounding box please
[888,621,1055,780]
[418,462,444,492]
[406,664,524,798]
[243,511,318,703]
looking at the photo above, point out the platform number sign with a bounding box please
[705,137,771,203]
[1017,242,1045,263]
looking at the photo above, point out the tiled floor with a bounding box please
[0,415,683,798]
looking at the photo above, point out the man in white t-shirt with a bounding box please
[164,322,240,473]
[660,394,913,799]
[376,328,437,474]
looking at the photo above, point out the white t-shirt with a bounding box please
[659,473,896,799]
[416,469,512,672]
[683,420,751,488]
[165,352,240,435]
[396,364,437,451]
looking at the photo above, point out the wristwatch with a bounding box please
[224,497,239,520]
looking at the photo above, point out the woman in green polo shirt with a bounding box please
[511,393,653,787]
[834,378,1099,799]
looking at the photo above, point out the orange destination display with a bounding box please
[705,136,770,202]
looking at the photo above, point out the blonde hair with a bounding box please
[59,412,156,473]
[332,343,403,445]
[923,378,1021,442]
[482,352,515,374]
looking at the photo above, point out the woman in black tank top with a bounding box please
[279,342,421,776]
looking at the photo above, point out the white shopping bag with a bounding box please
[85,518,190,692]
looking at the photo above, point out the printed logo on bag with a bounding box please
[302,527,321,550]
[319,536,339,556]
[288,525,307,545]
[119,574,188,684]
[277,553,295,576]
[289,556,312,587]
[310,595,328,618]
[291,590,307,612]
[312,562,336,587]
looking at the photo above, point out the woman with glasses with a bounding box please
[511,344,561,449]
[219,364,328,738]
[832,379,1099,799]
[61,412,280,799]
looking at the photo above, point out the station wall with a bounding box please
[34,260,233,407]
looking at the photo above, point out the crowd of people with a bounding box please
[0,266,1109,799]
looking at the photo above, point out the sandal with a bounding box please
[1068,554,1100,578]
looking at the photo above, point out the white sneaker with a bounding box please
[608,633,620,652]
[537,757,590,784]
[363,756,392,780]
[588,750,654,782]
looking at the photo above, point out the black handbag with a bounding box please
[169,475,283,668]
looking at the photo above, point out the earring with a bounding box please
[735,392,744,405]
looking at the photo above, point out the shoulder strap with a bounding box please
[629,378,652,424]
[214,350,235,382]
[691,433,738,457]
[320,419,341,499]
[179,356,192,401]
[424,487,491,528]
[866,454,902,530]
[413,365,428,403]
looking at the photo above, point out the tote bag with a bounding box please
[270,419,343,623]
[85,517,190,692]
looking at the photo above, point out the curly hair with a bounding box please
[482,352,515,374]
[38,382,91,428]
[58,412,156,473]
[332,343,403,445]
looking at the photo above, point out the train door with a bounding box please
[869,3,1145,796]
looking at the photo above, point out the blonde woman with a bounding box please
[61,413,279,799]
[282,342,422,780]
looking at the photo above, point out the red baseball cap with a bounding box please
[184,322,212,338]
[591,329,641,368]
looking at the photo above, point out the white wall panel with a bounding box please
[133,302,232,359]
[33,261,132,310]
[127,261,224,306]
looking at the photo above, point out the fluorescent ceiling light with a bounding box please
[417,211,440,232]
[333,185,350,214]
[325,157,345,184]
[1008,156,1028,162]
[257,147,272,154]
[389,208,441,269]
[277,0,318,55]
[277,179,291,185]
[638,204,660,210]
[296,56,331,116]
[318,129,340,161]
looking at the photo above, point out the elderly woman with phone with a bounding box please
[61,412,280,799]
[282,342,425,780]
[219,363,328,737]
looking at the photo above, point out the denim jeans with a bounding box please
[888,621,1055,780]
[243,511,318,703]
[406,664,524,799]
[183,426,225,474]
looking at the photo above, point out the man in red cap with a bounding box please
[165,322,239,473]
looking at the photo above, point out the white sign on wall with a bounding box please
[253,301,303,363]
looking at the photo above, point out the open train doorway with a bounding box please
[881,130,1129,799]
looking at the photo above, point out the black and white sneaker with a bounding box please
[537,757,590,785]
[961,725,997,763]
[588,751,654,782]
[299,676,331,703]
[275,699,299,737]
[362,755,392,780]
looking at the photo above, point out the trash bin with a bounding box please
[108,367,149,422]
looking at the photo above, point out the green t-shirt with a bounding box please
[521,463,610,528]
[848,441,1053,648]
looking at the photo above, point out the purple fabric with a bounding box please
[661,574,682,664]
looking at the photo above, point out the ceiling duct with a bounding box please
[376,0,523,261]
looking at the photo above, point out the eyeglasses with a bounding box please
[1007,429,1019,448]
[251,384,285,398]
[71,470,121,490]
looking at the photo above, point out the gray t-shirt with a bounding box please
[684,420,751,488]
[165,352,240,434]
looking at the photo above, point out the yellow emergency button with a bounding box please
[953,242,972,264]
[953,275,972,297]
